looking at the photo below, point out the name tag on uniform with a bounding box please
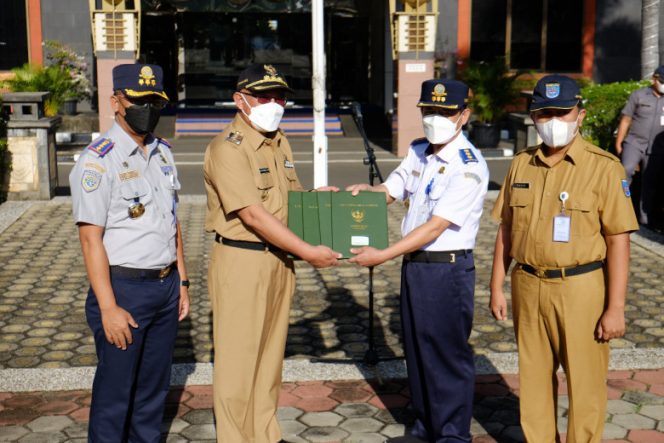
[553,214,571,242]
[660,115,664,126]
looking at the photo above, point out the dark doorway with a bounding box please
[0,0,28,70]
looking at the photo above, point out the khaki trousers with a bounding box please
[511,266,609,443]
[208,242,295,443]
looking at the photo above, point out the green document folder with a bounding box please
[287,191,303,239]
[302,192,321,245]
[331,191,389,259]
[317,192,333,247]
[287,191,389,259]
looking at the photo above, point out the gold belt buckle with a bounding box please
[535,268,547,278]
[159,266,172,279]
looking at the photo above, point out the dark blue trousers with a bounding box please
[401,253,475,443]
[85,270,180,443]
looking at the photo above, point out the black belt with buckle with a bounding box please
[520,260,604,279]
[216,234,283,254]
[404,249,472,264]
[110,262,176,280]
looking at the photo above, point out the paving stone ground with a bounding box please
[1,370,664,442]
[0,189,663,441]
[0,197,663,369]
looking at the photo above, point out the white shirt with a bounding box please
[69,123,181,269]
[383,134,489,250]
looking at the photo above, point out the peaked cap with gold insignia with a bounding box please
[417,79,470,110]
[236,63,294,93]
[112,64,169,101]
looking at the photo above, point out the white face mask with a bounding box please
[535,117,579,148]
[422,113,462,145]
[656,81,664,94]
[241,94,285,132]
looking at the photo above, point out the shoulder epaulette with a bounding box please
[459,147,478,164]
[158,137,172,149]
[87,137,114,157]
[584,143,620,162]
[224,131,244,146]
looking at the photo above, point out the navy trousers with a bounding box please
[400,253,475,443]
[85,270,180,443]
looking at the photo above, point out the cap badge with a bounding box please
[138,66,156,86]
[432,83,447,103]
[545,83,560,99]
[265,64,277,76]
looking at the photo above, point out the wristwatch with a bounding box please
[181,279,190,288]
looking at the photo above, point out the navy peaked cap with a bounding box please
[417,79,470,110]
[112,64,168,101]
[530,74,581,111]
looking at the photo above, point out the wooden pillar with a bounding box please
[26,0,43,65]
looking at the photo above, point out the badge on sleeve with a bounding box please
[621,179,631,197]
[81,170,102,192]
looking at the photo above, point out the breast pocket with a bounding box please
[568,195,598,238]
[508,189,533,231]
[404,174,421,196]
[120,178,153,219]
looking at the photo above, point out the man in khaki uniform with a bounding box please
[490,75,638,443]
[203,64,340,443]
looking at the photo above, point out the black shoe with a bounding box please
[384,436,427,443]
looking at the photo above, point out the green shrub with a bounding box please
[1,63,72,116]
[581,80,650,150]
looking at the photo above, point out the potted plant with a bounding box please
[44,40,91,115]
[460,57,526,148]
[1,41,92,116]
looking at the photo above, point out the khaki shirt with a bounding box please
[204,114,302,242]
[491,135,638,268]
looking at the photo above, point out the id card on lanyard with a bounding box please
[553,191,570,242]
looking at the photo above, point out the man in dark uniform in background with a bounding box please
[203,63,340,443]
[70,64,190,441]
[491,75,638,442]
[347,79,489,443]
[615,65,664,228]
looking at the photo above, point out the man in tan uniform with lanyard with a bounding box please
[490,75,638,442]
[203,64,340,443]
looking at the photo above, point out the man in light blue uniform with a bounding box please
[69,64,190,442]
[347,79,489,443]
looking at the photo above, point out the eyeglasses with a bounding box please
[117,94,168,110]
[244,93,287,107]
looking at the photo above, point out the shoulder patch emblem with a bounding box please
[87,138,114,157]
[225,131,244,145]
[82,170,102,192]
[621,179,631,197]
[459,148,478,164]
[158,138,172,149]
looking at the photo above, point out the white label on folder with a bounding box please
[351,236,370,246]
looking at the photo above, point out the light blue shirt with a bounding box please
[69,123,181,269]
